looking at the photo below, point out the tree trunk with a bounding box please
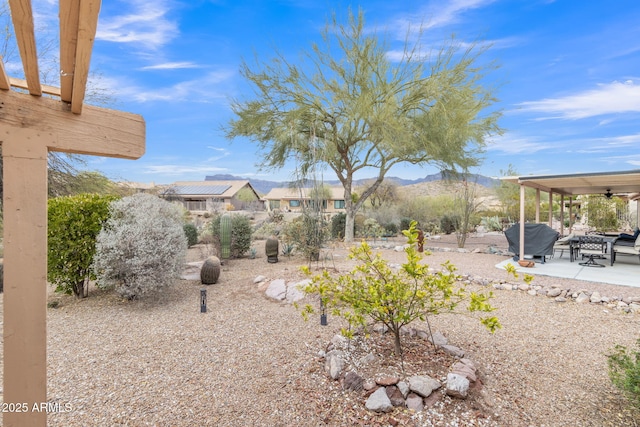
[344,210,356,242]
[393,330,403,356]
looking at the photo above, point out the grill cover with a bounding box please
[505,223,559,258]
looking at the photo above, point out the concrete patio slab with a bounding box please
[495,255,640,289]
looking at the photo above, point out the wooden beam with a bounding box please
[7,0,42,96]
[2,128,49,426]
[59,0,80,102]
[71,0,101,114]
[0,59,11,90]
[9,77,61,96]
[0,89,145,159]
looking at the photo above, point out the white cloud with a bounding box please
[140,62,201,70]
[144,164,228,175]
[205,146,230,162]
[97,0,178,49]
[486,133,552,154]
[101,70,235,103]
[517,80,640,119]
[389,0,496,36]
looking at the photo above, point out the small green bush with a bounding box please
[440,214,460,235]
[299,221,500,356]
[183,223,199,247]
[331,213,348,239]
[399,218,413,232]
[205,213,253,258]
[48,194,119,298]
[383,222,398,236]
[607,338,640,409]
[282,214,328,261]
[230,215,253,258]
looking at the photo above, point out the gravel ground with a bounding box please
[2,232,640,426]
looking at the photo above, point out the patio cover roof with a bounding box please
[501,169,640,198]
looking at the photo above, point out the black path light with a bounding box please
[200,288,207,313]
[320,298,327,326]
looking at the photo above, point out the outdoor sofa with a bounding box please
[610,234,640,266]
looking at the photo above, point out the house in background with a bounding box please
[263,187,346,213]
[162,180,262,212]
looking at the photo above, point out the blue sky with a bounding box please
[15,0,640,184]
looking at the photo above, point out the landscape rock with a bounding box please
[265,279,287,301]
[375,376,399,386]
[343,371,364,392]
[441,344,465,358]
[590,292,602,303]
[324,350,345,380]
[385,385,406,406]
[397,381,410,398]
[408,375,441,398]
[424,330,448,346]
[365,387,393,413]
[285,280,306,303]
[253,275,267,284]
[446,373,470,398]
[575,292,590,304]
[547,288,562,298]
[405,393,424,412]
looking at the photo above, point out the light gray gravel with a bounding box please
[1,235,639,426]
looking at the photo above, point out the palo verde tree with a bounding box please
[226,9,502,241]
[299,221,500,356]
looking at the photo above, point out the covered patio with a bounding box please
[502,169,640,246]
[499,170,640,287]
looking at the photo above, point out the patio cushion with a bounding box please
[613,235,640,251]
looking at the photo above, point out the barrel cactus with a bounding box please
[201,256,221,285]
[220,214,232,259]
[265,236,279,263]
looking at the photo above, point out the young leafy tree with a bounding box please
[47,194,119,298]
[226,9,502,241]
[300,221,500,355]
[93,194,188,300]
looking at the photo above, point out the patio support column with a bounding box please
[560,195,565,235]
[519,184,525,261]
[535,189,541,223]
[569,196,573,232]
[548,192,553,228]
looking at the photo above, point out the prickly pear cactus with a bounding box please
[201,256,221,285]
[220,214,232,259]
[265,236,279,263]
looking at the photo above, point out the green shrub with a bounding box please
[253,222,278,240]
[400,218,413,232]
[383,222,398,236]
[205,213,253,258]
[230,214,253,258]
[282,213,328,261]
[480,216,502,232]
[440,214,460,235]
[607,338,640,409]
[361,218,384,240]
[183,223,199,247]
[331,213,348,239]
[300,221,500,356]
[48,194,119,298]
[93,194,188,300]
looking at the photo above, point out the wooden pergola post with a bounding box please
[1,2,146,425]
[2,130,48,425]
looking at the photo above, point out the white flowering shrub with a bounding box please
[93,194,188,300]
